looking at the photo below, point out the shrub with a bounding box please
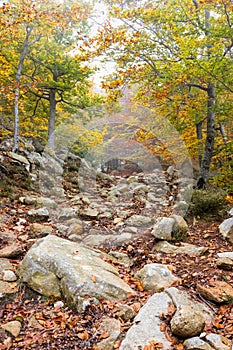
[187,188,228,218]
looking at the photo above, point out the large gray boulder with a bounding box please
[120,292,172,350]
[18,235,134,310]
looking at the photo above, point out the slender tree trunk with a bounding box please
[219,122,228,145]
[197,83,215,188]
[47,88,57,150]
[196,120,203,167]
[13,26,33,152]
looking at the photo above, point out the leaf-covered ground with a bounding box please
[0,169,233,349]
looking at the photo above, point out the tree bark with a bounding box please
[196,120,203,167]
[47,88,57,150]
[197,83,215,188]
[13,26,33,152]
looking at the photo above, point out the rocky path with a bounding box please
[0,150,233,349]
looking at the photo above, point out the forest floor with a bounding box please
[0,167,233,350]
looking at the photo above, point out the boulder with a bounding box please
[135,263,178,292]
[219,218,233,243]
[18,235,134,310]
[170,306,205,337]
[151,217,175,240]
[119,292,173,350]
[166,287,213,323]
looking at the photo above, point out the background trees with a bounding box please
[0,0,100,150]
[94,0,233,188]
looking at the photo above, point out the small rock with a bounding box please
[197,281,233,303]
[30,223,53,238]
[67,223,83,236]
[125,215,154,227]
[135,263,178,292]
[205,333,232,349]
[154,241,207,256]
[184,336,213,350]
[28,207,49,219]
[151,217,175,240]
[228,208,233,216]
[216,257,233,270]
[54,301,64,309]
[117,304,136,321]
[184,333,232,350]
[80,207,99,218]
[0,243,23,258]
[1,270,17,282]
[96,317,121,350]
[0,258,14,273]
[171,306,205,338]
[1,320,22,337]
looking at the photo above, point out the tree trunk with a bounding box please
[47,88,57,150]
[13,26,33,152]
[219,122,228,145]
[197,83,215,188]
[196,120,203,167]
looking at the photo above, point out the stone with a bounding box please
[216,257,233,270]
[219,217,233,243]
[166,287,213,323]
[80,207,99,218]
[1,320,22,337]
[218,251,233,259]
[171,214,188,231]
[184,334,232,350]
[170,306,205,338]
[135,263,178,292]
[0,280,18,296]
[151,217,175,240]
[228,208,233,216]
[205,333,232,349]
[83,232,132,247]
[125,215,154,227]
[109,252,132,267]
[0,243,23,258]
[36,197,57,209]
[120,292,172,350]
[18,235,134,310]
[27,207,50,219]
[154,241,207,256]
[1,270,17,282]
[7,151,30,171]
[0,258,13,273]
[96,317,121,350]
[117,304,136,321]
[184,337,213,350]
[30,223,53,238]
[57,207,77,221]
[197,281,233,303]
[67,223,83,237]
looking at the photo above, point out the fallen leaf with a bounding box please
[77,331,89,340]
[91,275,97,283]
